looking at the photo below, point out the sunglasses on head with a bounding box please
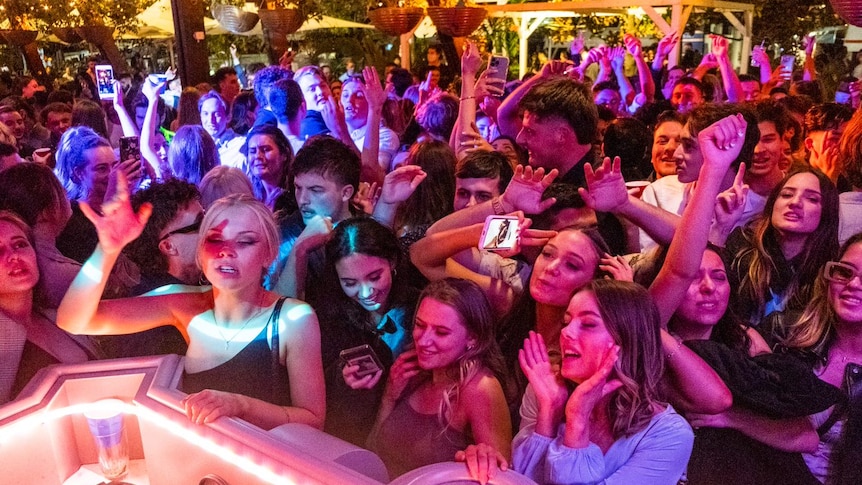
[159,213,204,241]
[824,261,862,285]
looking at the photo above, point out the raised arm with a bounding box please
[751,44,772,85]
[361,66,386,185]
[652,31,680,73]
[609,46,635,105]
[452,41,482,157]
[802,34,817,81]
[624,34,655,108]
[111,80,140,137]
[712,35,745,103]
[140,74,168,179]
[56,174,181,336]
[650,114,747,323]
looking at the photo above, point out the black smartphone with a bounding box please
[120,136,141,167]
[340,344,384,378]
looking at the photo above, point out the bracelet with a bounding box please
[492,196,507,215]
[666,335,684,361]
[460,96,476,101]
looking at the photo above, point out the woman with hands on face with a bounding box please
[366,278,512,480]
[513,280,693,485]
[57,174,325,431]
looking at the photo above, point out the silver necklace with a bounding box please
[214,296,270,350]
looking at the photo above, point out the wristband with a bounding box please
[460,96,476,101]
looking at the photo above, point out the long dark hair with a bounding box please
[734,167,839,322]
[324,217,411,330]
[394,140,455,230]
[243,124,292,202]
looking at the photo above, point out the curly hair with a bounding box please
[415,92,459,142]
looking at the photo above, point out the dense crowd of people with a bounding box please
[2,30,862,484]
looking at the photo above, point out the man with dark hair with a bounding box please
[804,102,853,185]
[454,150,514,211]
[592,80,624,117]
[268,78,306,153]
[252,64,292,130]
[420,45,453,90]
[514,76,598,185]
[213,66,241,107]
[670,77,706,113]
[748,99,790,198]
[385,67,413,99]
[126,180,203,290]
[271,136,361,297]
[738,73,762,102]
[40,102,73,147]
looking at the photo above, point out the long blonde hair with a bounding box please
[781,234,862,356]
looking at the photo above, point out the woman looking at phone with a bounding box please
[319,217,419,445]
[57,181,325,431]
[366,278,512,479]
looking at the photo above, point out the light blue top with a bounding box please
[513,385,693,485]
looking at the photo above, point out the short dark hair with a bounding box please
[213,67,237,89]
[0,142,17,157]
[603,117,652,181]
[592,80,619,94]
[674,77,705,96]
[519,77,598,145]
[126,180,201,275]
[253,65,292,107]
[47,89,74,105]
[738,73,760,84]
[40,102,73,125]
[456,150,514,194]
[387,67,413,97]
[687,103,759,171]
[805,102,854,133]
[753,98,790,136]
[268,78,304,124]
[168,125,219,185]
[198,90,227,114]
[292,136,360,192]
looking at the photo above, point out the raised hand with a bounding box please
[379,164,427,204]
[352,181,380,215]
[362,66,386,113]
[656,31,680,59]
[500,164,559,214]
[459,124,494,154]
[697,113,748,174]
[279,49,295,68]
[461,40,482,76]
[474,68,505,99]
[803,34,816,57]
[713,163,749,232]
[383,349,422,404]
[578,156,630,213]
[570,31,586,60]
[479,95,501,123]
[456,443,509,485]
[609,46,626,71]
[111,80,125,109]
[80,171,152,255]
[319,95,347,133]
[812,145,841,184]
[624,34,643,58]
[711,34,730,60]
[142,75,166,102]
[751,45,770,68]
[540,60,569,78]
[519,331,568,410]
[182,389,246,425]
[699,53,719,71]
